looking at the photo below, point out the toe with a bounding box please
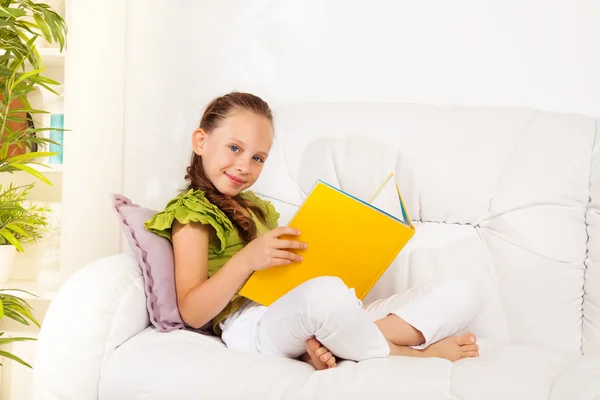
[306,337,321,353]
[456,333,477,345]
[320,352,332,362]
[315,347,327,357]
[461,344,479,352]
[461,350,479,358]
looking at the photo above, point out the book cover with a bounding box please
[239,172,415,306]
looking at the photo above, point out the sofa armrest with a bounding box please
[32,253,149,400]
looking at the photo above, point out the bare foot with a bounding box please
[421,333,479,361]
[301,337,337,370]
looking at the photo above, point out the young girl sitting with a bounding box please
[145,92,484,370]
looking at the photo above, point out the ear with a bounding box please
[192,128,207,156]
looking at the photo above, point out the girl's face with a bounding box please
[193,109,273,197]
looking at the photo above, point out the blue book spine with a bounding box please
[49,113,64,164]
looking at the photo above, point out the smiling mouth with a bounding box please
[225,173,246,186]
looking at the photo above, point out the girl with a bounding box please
[146,92,483,370]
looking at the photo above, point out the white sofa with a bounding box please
[33,103,600,399]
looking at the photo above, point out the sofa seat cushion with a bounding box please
[451,341,576,400]
[98,329,575,400]
[549,355,600,400]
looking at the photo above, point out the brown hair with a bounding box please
[185,92,273,243]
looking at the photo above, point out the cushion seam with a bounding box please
[582,118,598,354]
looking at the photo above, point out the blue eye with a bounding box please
[253,156,264,163]
[229,145,240,152]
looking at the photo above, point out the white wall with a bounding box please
[59,0,126,278]
[62,0,600,268]
[120,0,600,210]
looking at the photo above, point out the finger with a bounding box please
[273,250,302,262]
[269,258,294,268]
[274,239,308,250]
[270,226,301,238]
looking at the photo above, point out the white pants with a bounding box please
[220,276,484,362]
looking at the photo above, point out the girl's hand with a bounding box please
[236,226,308,272]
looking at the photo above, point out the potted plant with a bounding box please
[0,0,67,367]
[0,182,50,281]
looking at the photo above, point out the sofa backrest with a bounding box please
[252,102,599,355]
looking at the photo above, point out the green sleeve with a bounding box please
[144,189,234,253]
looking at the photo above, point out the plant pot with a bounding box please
[0,95,36,156]
[0,245,17,283]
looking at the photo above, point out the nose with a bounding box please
[235,157,250,174]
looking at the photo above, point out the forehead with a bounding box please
[216,110,273,147]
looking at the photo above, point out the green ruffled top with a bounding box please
[144,189,280,336]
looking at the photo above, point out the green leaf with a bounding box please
[19,127,66,133]
[6,151,56,164]
[1,115,26,123]
[0,6,26,18]
[0,350,33,369]
[6,223,30,238]
[42,8,60,45]
[0,337,36,346]
[10,68,42,89]
[3,309,29,326]
[0,300,4,319]
[0,289,38,299]
[3,301,40,328]
[31,81,59,95]
[12,305,39,327]
[13,20,36,35]
[0,206,26,214]
[32,75,60,85]
[14,95,34,113]
[0,230,23,251]
[10,163,51,185]
[32,13,52,42]
[1,290,40,306]
[5,108,48,115]
[20,161,56,170]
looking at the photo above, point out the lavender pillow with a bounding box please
[111,194,184,332]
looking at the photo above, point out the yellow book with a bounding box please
[239,172,415,306]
